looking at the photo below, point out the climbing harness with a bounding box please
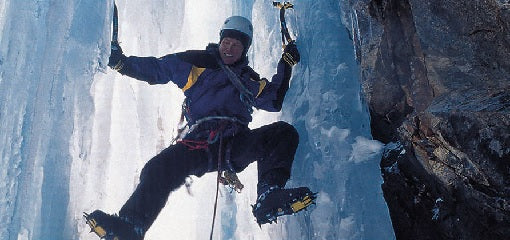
[173,116,248,143]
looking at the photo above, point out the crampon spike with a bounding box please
[253,187,317,225]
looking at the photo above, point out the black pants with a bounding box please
[118,121,299,231]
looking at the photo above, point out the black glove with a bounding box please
[108,41,126,71]
[282,42,300,66]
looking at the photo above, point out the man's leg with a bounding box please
[119,143,209,232]
[228,121,299,194]
[227,121,315,224]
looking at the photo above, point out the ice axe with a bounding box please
[111,2,119,48]
[109,1,124,70]
[273,1,295,48]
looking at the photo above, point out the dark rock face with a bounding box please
[341,0,510,239]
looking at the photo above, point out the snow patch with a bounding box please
[320,126,350,140]
[432,198,444,221]
[312,161,327,179]
[332,63,348,77]
[339,215,358,238]
[383,141,405,158]
[489,140,504,157]
[384,161,400,174]
[316,191,332,205]
[17,228,30,240]
[349,136,384,163]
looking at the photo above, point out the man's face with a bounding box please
[219,37,244,65]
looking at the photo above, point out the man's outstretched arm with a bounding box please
[108,42,191,87]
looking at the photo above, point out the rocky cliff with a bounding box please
[341,0,510,239]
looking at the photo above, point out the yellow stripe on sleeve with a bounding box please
[182,66,206,92]
[255,79,267,98]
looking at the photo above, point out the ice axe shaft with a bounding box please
[273,2,294,47]
[112,2,119,44]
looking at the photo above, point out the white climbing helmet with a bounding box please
[220,16,253,48]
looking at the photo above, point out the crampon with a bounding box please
[252,186,317,225]
[83,210,144,240]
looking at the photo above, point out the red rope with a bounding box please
[177,139,209,150]
[178,125,224,150]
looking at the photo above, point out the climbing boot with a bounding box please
[252,185,316,225]
[83,210,144,240]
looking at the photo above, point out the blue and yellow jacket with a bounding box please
[117,43,293,129]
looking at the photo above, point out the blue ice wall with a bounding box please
[0,1,394,239]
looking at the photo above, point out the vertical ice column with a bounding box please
[276,1,395,239]
[0,0,110,239]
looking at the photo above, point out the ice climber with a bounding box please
[84,15,316,240]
